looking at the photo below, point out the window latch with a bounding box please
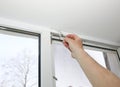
[53,76,58,81]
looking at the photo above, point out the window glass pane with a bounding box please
[85,49,106,68]
[106,52,120,78]
[0,32,38,87]
[52,42,106,87]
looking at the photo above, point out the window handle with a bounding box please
[53,76,58,81]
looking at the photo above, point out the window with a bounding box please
[0,27,40,87]
[52,40,120,87]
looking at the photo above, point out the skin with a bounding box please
[63,34,120,87]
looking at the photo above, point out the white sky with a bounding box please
[0,33,38,58]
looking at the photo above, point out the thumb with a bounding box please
[63,37,73,48]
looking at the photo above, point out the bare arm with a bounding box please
[63,34,120,87]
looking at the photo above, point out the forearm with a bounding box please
[76,49,120,87]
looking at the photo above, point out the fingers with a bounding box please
[63,37,72,48]
[63,40,69,48]
[63,37,73,52]
[63,34,77,48]
[66,34,79,40]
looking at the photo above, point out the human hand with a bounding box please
[63,34,84,58]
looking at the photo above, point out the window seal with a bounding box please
[0,26,39,36]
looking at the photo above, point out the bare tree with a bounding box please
[0,49,38,87]
[14,49,37,87]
